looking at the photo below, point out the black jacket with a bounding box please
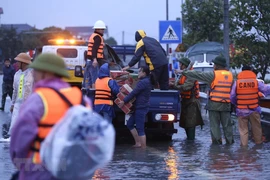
[128,30,168,70]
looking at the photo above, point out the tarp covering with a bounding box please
[185,42,224,57]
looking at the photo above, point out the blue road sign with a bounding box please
[159,20,182,44]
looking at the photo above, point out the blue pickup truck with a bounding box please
[75,45,180,140]
[83,88,180,140]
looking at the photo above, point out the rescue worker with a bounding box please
[118,66,155,148]
[86,20,107,88]
[8,53,34,136]
[10,53,92,179]
[0,58,15,111]
[171,57,204,140]
[182,56,234,145]
[230,65,270,146]
[94,63,120,123]
[122,30,169,90]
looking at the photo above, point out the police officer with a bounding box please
[230,65,270,146]
[182,56,234,145]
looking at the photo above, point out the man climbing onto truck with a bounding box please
[122,30,169,90]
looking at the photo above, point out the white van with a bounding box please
[33,39,126,87]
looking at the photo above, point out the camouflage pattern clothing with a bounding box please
[182,70,234,145]
[174,75,204,140]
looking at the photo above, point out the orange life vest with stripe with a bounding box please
[29,87,87,164]
[95,77,113,105]
[178,75,200,99]
[236,71,259,109]
[87,33,104,59]
[210,70,233,103]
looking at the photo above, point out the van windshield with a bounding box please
[193,67,213,72]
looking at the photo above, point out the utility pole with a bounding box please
[0,7,3,28]
[166,0,169,54]
[122,31,125,45]
[223,0,230,68]
[181,0,184,42]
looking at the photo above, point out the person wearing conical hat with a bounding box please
[8,53,34,136]
[10,53,93,179]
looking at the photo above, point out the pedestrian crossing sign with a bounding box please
[159,20,182,44]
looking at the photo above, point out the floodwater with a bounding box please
[0,76,270,179]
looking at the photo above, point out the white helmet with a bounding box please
[93,20,106,29]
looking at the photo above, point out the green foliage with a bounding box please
[182,0,224,44]
[0,26,73,61]
[105,37,117,45]
[230,0,270,80]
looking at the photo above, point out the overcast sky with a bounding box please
[1,0,183,47]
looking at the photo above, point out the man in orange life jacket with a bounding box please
[10,53,92,179]
[230,65,270,147]
[94,63,120,123]
[171,57,204,140]
[182,56,234,145]
[86,20,107,88]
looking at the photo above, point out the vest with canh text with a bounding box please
[236,70,259,109]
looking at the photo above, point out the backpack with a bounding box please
[40,88,115,180]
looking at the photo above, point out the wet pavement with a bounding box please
[1,75,270,179]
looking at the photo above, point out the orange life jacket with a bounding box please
[87,33,104,59]
[95,77,113,105]
[178,75,200,99]
[236,71,259,109]
[210,70,233,103]
[29,87,87,164]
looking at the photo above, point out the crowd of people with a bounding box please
[1,19,270,179]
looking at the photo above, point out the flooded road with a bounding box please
[0,75,270,179]
[1,108,270,180]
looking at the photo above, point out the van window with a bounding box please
[189,54,204,63]
[206,54,218,63]
[57,48,78,58]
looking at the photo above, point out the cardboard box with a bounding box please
[121,105,132,114]
[114,98,132,109]
[120,84,133,95]
[114,83,135,114]
[110,71,132,87]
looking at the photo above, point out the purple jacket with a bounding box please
[230,80,270,117]
[10,78,91,180]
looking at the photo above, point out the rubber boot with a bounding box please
[0,96,5,111]
[185,127,195,140]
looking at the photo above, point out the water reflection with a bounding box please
[165,146,179,180]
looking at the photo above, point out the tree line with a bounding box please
[1,0,269,79]
[0,26,117,62]
[182,0,270,80]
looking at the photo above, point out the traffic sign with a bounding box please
[159,20,182,44]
